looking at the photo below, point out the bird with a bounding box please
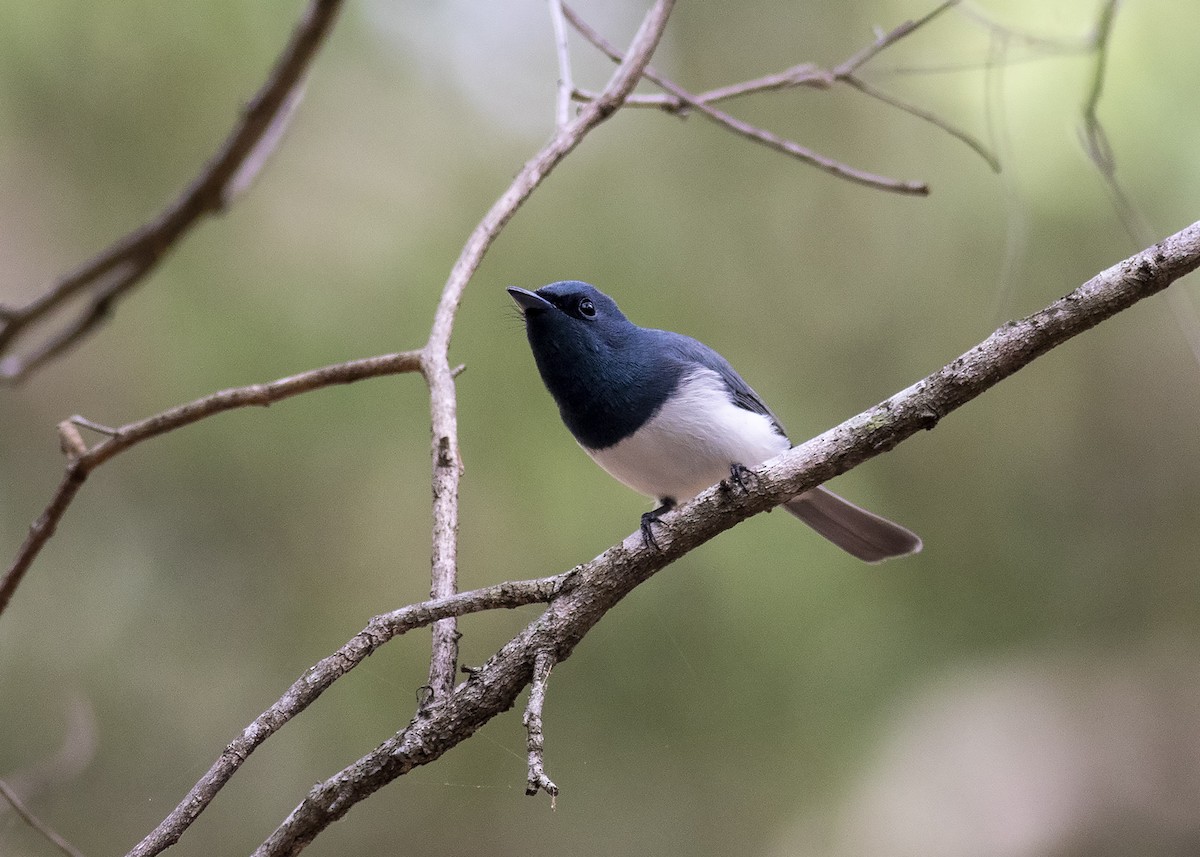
[507,280,921,563]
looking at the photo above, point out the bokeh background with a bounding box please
[3,1,1200,855]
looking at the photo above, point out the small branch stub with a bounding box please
[56,421,88,461]
[524,652,559,806]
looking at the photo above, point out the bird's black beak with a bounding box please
[507,286,554,316]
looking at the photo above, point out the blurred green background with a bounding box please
[3,1,1200,855]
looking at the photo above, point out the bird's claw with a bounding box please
[725,463,757,493]
[640,500,675,551]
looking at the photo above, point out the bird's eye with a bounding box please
[578,298,596,317]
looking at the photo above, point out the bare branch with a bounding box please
[0,470,88,624]
[577,2,961,112]
[887,2,1105,78]
[1079,0,1119,170]
[416,0,678,707]
[1070,0,1200,367]
[957,1,1102,53]
[524,652,560,804]
[567,1,1003,175]
[0,0,345,383]
[221,79,308,207]
[832,0,960,78]
[563,4,930,195]
[0,695,98,803]
[125,573,571,857]
[1078,0,1137,222]
[548,0,575,129]
[1077,0,1152,246]
[251,222,1200,857]
[571,66,832,110]
[683,63,833,103]
[0,779,86,857]
[0,351,422,620]
[841,74,1000,172]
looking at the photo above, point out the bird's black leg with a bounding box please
[640,499,675,551]
[725,462,757,493]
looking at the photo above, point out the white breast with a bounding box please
[585,367,790,503]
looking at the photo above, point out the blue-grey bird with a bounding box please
[508,281,921,562]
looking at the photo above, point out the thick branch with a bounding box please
[0,0,344,382]
[252,221,1200,856]
[0,352,422,620]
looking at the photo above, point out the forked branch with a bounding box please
[125,573,572,857]
[567,0,1000,186]
[0,352,422,619]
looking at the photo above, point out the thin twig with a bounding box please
[0,779,87,857]
[0,0,345,383]
[842,74,1000,172]
[572,70,832,110]
[568,1,1001,176]
[981,26,1028,322]
[958,0,1103,52]
[0,695,98,804]
[886,1,1107,79]
[0,351,422,620]
[1079,0,1119,171]
[415,0,678,708]
[572,64,834,112]
[523,651,559,804]
[125,573,572,857]
[1078,0,1149,244]
[832,0,960,78]
[563,4,929,195]
[548,0,574,128]
[67,416,119,436]
[0,470,88,624]
[1072,0,1200,366]
[576,1,960,112]
[685,62,833,102]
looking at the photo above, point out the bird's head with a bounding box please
[508,280,626,324]
[507,280,642,416]
[507,281,631,357]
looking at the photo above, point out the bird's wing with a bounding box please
[656,330,789,439]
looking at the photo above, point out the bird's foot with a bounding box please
[724,462,757,494]
[640,499,675,551]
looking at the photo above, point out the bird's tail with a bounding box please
[784,486,921,563]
